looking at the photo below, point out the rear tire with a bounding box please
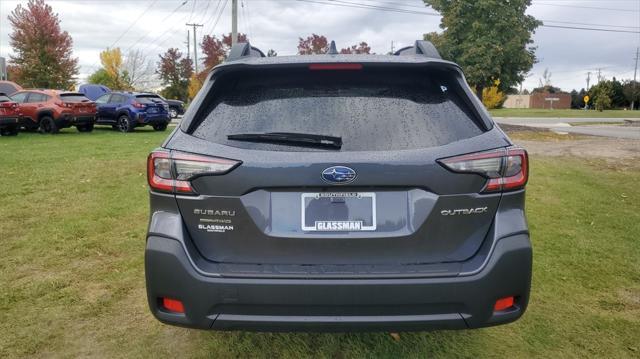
[152,123,168,131]
[116,115,135,133]
[77,123,94,132]
[0,126,19,136]
[39,116,59,134]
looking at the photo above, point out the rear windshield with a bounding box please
[60,93,90,102]
[191,68,484,151]
[136,95,163,104]
[0,95,11,102]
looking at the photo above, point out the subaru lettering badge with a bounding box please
[321,166,357,184]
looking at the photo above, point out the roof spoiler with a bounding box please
[226,42,266,62]
[394,40,441,59]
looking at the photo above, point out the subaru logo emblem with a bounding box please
[321,166,356,184]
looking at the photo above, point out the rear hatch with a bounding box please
[161,65,511,266]
[59,93,96,115]
[135,95,168,114]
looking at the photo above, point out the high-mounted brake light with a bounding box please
[147,150,240,194]
[438,146,528,193]
[309,63,363,71]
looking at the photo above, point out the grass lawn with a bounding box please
[1,128,639,358]
[490,108,640,118]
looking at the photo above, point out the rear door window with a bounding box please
[10,92,28,103]
[191,68,483,151]
[26,93,48,103]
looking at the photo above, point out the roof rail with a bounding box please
[393,40,441,59]
[226,42,266,62]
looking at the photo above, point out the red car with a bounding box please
[11,90,97,134]
[0,92,21,136]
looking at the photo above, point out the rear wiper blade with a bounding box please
[227,132,342,149]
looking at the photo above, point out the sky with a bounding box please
[0,0,639,91]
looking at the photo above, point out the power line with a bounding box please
[296,0,640,34]
[540,24,640,34]
[533,1,640,13]
[543,20,639,30]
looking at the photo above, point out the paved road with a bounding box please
[494,117,640,140]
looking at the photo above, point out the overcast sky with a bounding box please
[1,0,639,91]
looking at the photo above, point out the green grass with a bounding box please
[490,108,640,118]
[1,128,639,358]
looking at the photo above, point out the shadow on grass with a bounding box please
[195,329,488,357]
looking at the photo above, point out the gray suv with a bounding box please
[145,41,531,332]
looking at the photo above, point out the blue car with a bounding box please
[94,92,170,132]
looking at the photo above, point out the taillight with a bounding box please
[0,102,16,109]
[132,101,145,109]
[147,150,241,194]
[438,146,528,193]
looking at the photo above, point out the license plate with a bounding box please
[301,192,376,232]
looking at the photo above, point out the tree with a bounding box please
[340,42,371,54]
[622,80,640,110]
[157,48,193,102]
[589,81,613,111]
[87,69,112,86]
[124,49,155,90]
[201,33,248,70]
[298,34,329,55]
[482,85,506,109]
[423,0,540,101]
[8,0,78,89]
[188,73,204,100]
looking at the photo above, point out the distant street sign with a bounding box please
[583,95,590,104]
[545,97,560,110]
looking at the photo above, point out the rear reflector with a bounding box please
[161,298,185,313]
[494,296,515,311]
[438,146,528,193]
[147,150,241,195]
[309,63,363,71]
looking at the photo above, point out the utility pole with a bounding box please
[586,72,591,90]
[186,23,203,73]
[231,0,238,46]
[185,30,190,59]
[390,41,394,54]
[596,68,602,83]
[632,47,639,110]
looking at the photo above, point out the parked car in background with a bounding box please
[0,80,23,95]
[11,90,96,134]
[157,95,185,118]
[94,92,170,132]
[144,41,531,332]
[78,84,111,101]
[0,92,21,136]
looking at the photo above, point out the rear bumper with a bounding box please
[145,233,532,332]
[56,114,96,127]
[0,117,19,127]
[136,112,170,125]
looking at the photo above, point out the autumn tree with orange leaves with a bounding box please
[8,0,78,89]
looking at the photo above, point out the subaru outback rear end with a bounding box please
[145,41,531,332]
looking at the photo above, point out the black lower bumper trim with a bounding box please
[145,234,532,332]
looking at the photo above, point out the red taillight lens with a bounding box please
[0,102,16,108]
[161,298,185,313]
[494,296,515,311]
[438,146,528,193]
[132,101,145,109]
[147,150,240,194]
[309,63,363,70]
